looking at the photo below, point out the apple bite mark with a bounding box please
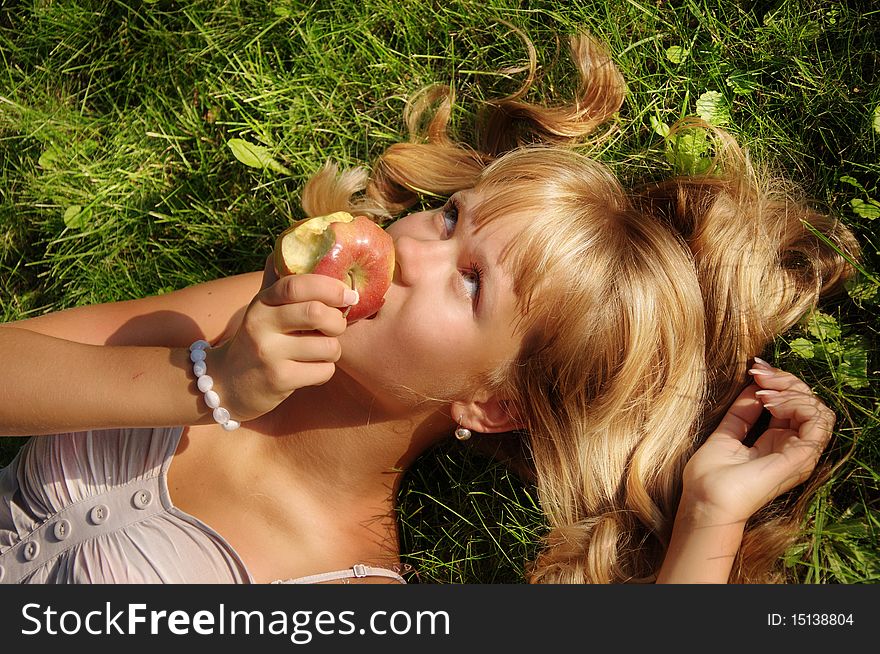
[273,211,395,323]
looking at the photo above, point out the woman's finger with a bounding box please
[754,390,836,445]
[272,300,348,336]
[747,360,814,431]
[279,361,338,389]
[709,383,764,443]
[750,430,824,495]
[279,334,343,363]
[260,273,358,309]
[259,253,280,292]
[747,359,814,395]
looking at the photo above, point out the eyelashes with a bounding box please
[441,197,460,236]
[462,263,484,304]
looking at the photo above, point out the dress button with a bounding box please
[89,504,110,525]
[132,489,153,509]
[53,519,72,541]
[23,540,40,561]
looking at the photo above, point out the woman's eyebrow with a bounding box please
[456,190,485,234]
[455,188,474,215]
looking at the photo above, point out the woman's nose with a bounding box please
[392,234,454,287]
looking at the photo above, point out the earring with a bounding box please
[454,416,472,442]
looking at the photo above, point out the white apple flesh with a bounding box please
[274,211,395,322]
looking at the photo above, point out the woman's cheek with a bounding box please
[371,305,457,371]
[337,299,463,391]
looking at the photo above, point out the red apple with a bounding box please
[273,211,395,322]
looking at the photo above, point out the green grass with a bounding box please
[1,0,878,583]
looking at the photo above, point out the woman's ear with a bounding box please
[451,394,521,434]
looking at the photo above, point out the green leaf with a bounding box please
[650,115,670,138]
[804,311,841,341]
[790,338,816,359]
[845,275,879,305]
[839,175,865,192]
[839,336,869,389]
[783,540,809,567]
[874,104,880,135]
[227,138,292,176]
[851,198,880,220]
[725,72,759,96]
[38,148,60,169]
[695,90,729,126]
[62,205,90,229]
[811,339,843,358]
[665,130,712,175]
[665,46,687,64]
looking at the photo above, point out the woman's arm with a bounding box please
[655,496,746,583]
[1,271,264,347]
[0,327,207,435]
[656,360,835,583]
[0,270,260,435]
[0,266,356,437]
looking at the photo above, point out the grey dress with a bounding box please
[0,427,405,584]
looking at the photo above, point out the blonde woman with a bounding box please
[0,34,857,584]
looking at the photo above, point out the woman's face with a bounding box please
[337,188,526,414]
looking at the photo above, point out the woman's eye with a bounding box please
[442,200,459,236]
[461,264,483,301]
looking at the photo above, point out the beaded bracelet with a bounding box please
[189,339,241,431]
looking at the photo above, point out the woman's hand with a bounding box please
[657,359,834,583]
[206,256,358,422]
[681,358,836,526]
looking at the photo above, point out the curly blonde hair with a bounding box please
[302,32,859,583]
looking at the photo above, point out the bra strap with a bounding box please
[272,563,406,585]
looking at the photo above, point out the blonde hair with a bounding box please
[302,33,859,583]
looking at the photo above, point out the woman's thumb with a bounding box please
[260,253,280,291]
[711,383,764,443]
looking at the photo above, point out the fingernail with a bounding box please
[753,356,773,368]
[344,289,360,306]
[748,368,774,376]
[755,390,780,397]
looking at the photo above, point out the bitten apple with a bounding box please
[273,211,395,322]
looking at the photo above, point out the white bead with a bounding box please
[189,339,236,430]
[212,407,231,424]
